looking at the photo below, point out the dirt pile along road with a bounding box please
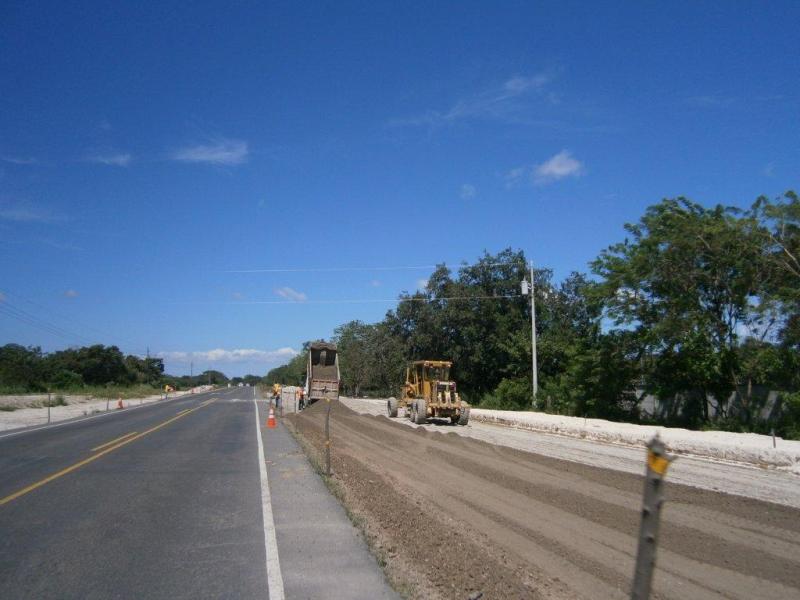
[288,400,800,600]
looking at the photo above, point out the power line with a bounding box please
[0,301,97,346]
[173,294,523,306]
[220,261,528,274]
[0,290,148,356]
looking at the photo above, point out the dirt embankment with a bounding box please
[288,400,800,600]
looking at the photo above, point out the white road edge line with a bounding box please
[0,393,195,441]
[254,399,285,600]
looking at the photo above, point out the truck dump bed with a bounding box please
[307,342,340,402]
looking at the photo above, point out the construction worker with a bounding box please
[272,382,282,407]
[298,387,306,410]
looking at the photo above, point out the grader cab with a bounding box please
[387,360,470,425]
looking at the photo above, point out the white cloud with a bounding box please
[370,280,381,287]
[86,153,131,166]
[533,150,584,184]
[762,163,775,177]
[172,139,248,165]
[504,166,526,189]
[232,292,245,300]
[0,200,64,223]
[417,278,428,290]
[274,286,307,302]
[391,72,552,127]
[64,289,79,298]
[460,183,477,199]
[158,347,298,364]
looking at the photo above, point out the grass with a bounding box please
[0,384,163,401]
[0,405,18,412]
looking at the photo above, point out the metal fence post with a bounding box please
[324,398,332,477]
[631,434,673,600]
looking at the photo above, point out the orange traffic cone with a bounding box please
[117,398,124,409]
[267,406,276,429]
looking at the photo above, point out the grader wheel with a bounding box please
[414,398,428,425]
[458,406,470,426]
[387,397,398,418]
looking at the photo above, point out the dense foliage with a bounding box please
[267,192,800,438]
[0,344,265,394]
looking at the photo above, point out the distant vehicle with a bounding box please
[237,382,244,387]
[245,383,250,387]
[306,342,339,409]
[227,383,231,388]
[388,360,469,425]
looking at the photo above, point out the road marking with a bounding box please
[0,392,203,441]
[91,431,137,452]
[254,400,285,600]
[0,400,215,506]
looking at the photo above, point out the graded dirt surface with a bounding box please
[288,400,800,600]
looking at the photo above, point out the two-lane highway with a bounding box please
[0,387,397,600]
[0,387,270,599]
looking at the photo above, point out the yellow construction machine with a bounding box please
[387,360,469,425]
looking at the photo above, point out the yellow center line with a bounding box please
[0,399,216,507]
[176,409,190,415]
[91,431,137,452]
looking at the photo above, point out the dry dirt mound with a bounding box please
[288,400,800,600]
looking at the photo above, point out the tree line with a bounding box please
[0,343,262,394]
[269,192,800,438]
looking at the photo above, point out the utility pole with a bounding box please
[521,260,539,406]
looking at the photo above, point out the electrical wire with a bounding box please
[1,290,147,355]
[220,261,529,274]
[174,294,524,305]
[0,301,97,346]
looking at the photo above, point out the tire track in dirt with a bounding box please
[289,401,800,599]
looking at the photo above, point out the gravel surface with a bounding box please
[290,399,800,600]
[342,397,800,509]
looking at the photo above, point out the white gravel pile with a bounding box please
[471,408,800,472]
[0,387,214,432]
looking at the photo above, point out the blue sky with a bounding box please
[1,2,798,376]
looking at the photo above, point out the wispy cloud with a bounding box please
[0,200,65,223]
[685,95,735,108]
[417,278,429,291]
[370,280,381,287]
[85,153,132,167]
[533,150,584,184]
[390,73,553,127]
[505,150,585,187]
[232,292,246,301]
[460,184,477,199]
[0,291,6,302]
[172,139,248,165]
[158,347,298,364]
[64,289,79,298]
[1,156,38,165]
[762,163,775,177]
[274,286,307,302]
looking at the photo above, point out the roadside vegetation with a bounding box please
[0,343,261,399]
[268,192,800,438]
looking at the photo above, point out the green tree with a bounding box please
[592,198,772,422]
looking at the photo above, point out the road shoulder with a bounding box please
[260,401,398,600]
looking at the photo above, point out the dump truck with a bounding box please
[305,341,339,409]
[387,360,469,425]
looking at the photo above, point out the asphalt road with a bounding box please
[0,387,395,599]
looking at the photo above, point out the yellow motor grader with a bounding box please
[387,360,469,425]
